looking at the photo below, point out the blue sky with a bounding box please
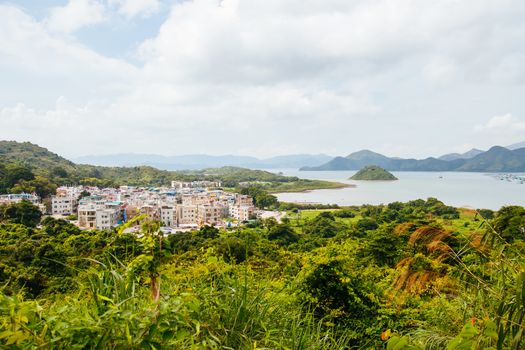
[5,0,170,60]
[1,0,525,158]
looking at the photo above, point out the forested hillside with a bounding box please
[0,197,523,349]
[0,141,344,194]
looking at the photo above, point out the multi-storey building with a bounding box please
[160,206,175,227]
[78,203,121,230]
[96,208,119,230]
[229,205,255,222]
[197,204,228,226]
[176,205,198,225]
[78,204,99,229]
[51,196,77,216]
[236,194,254,206]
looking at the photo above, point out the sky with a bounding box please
[0,0,525,159]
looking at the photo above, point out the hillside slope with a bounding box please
[0,141,344,192]
[350,166,398,180]
[302,146,525,172]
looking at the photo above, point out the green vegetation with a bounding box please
[350,165,398,181]
[0,141,345,196]
[0,197,524,349]
[184,166,348,193]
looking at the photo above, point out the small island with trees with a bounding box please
[350,165,398,181]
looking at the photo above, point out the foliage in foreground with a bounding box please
[0,198,523,349]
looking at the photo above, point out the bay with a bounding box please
[272,169,525,210]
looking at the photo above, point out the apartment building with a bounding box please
[96,209,119,230]
[51,196,77,216]
[197,204,228,226]
[229,205,255,222]
[78,204,99,229]
[160,206,175,227]
[78,203,120,230]
[236,194,254,206]
[176,205,198,225]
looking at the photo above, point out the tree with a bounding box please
[240,186,278,209]
[303,211,342,238]
[490,206,525,243]
[125,218,167,303]
[216,236,251,263]
[361,227,403,266]
[51,166,68,178]
[78,190,91,200]
[355,217,378,232]
[268,223,299,246]
[197,225,220,239]
[302,259,378,320]
[0,201,42,227]
[0,163,34,193]
[11,176,57,198]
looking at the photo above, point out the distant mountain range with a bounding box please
[507,141,525,150]
[301,145,525,172]
[438,149,484,161]
[73,143,525,172]
[72,153,333,170]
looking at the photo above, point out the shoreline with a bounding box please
[270,182,353,194]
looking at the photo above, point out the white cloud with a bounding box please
[475,114,525,132]
[423,56,460,87]
[2,1,525,157]
[108,0,160,19]
[45,0,106,33]
[0,5,137,98]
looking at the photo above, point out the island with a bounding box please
[350,165,398,181]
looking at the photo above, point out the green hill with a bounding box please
[301,146,525,172]
[350,165,398,180]
[0,141,344,194]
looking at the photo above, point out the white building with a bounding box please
[78,203,120,230]
[96,209,119,230]
[0,193,40,205]
[160,206,175,227]
[51,196,77,216]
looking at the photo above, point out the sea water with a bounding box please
[272,169,525,210]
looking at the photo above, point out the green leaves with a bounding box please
[447,323,478,350]
[387,335,422,350]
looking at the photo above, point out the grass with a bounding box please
[267,180,349,193]
[436,208,481,237]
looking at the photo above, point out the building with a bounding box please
[160,206,175,227]
[171,180,222,189]
[230,205,256,222]
[78,204,99,229]
[0,193,40,205]
[56,186,83,198]
[197,204,227,226]
[51,196,77,216]
[96,208,119,229]
[236,194,254,206]
[176,205,198,225]
[0,193,46,213]
[78,203,120,230]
